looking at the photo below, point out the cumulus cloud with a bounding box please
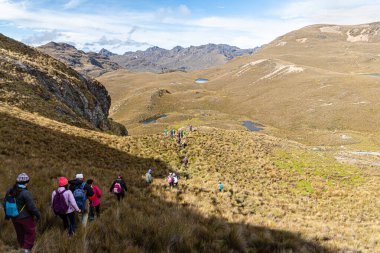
[22,30,63,44]
[1,0,380,53]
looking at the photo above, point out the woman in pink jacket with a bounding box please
[87,179,102,221]
[51,177,81,235]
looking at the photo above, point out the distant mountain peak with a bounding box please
[41,41,76,50]
[99,48,115,57]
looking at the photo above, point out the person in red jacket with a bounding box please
[86,179,102,221]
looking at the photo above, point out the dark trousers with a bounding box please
[89,205,100,220]
[59,212,76,235]
[116,192,125,201]
[12,216,36,250]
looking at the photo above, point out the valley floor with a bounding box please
[0,104,379,252]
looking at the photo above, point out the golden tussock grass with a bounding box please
[0,105,378,252]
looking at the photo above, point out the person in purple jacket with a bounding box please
[51,177,81,235]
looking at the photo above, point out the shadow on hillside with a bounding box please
[0,112,334,253]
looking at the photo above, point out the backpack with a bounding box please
[146,173,153,183]
[73,183,86,209]
[168,176,173,184]
[4,194,25,218]
[52,190,69,215]
[113,182,122,193]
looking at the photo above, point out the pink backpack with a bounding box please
[168,176,173,184]
[113,182,122,193]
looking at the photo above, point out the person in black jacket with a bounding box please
[109,175,127,201]
[3,173,40,253]
[68,173,94,226]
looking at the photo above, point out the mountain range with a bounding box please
[38,43,255,77]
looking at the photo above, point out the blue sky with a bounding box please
[0,0,379,54]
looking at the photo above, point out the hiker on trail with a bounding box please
[218,181,223,192]
[189,125,193,132]
[51,177,80,235]
[69,174,94,226]
[170,128,175,138]
[110,175,127,201]
[180,138,187,149]
[177,135,182,145]
[172,173,179,187]
[164,128,168,137]
[177,130,181,139]
[182,156,189,167]
[167,173,174,187]
[87,179,102,221]
[145,169,153,184]
[3,173,40,253]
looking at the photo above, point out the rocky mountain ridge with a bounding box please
[0,33,126,135]
[38,42,255,76]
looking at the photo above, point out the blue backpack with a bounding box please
[4,194,25,218]
[73,183,86,210]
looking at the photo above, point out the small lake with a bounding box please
[195,78,209,84]
[366,74,380,78]
[142,115,167,124]
[242,121,264,132]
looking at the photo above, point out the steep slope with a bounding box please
[1,105,378,252]
[0,34,126,134]
[111,44,255,73]
[38,42,121,77]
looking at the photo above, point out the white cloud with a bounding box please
[64,0,85,9]
[0,0,379,54]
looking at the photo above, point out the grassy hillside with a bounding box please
[98,23,380,146]
[1,104,378,252]
[0,33,126,135]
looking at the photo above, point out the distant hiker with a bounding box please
[218,181,223,192]
[182,156,189,167]
[170,129,175,138]
[189,125,193,132]
[172,173,179,187]
[167,173,174,187]
[51,177,81,235]
[110,175,128,201]
[3,173,40,253]
[69,173,94,226]
[164,128,168,137]
[177,136,182,145]
[145,169,153,184]
[177,130,181,139]
[86,179,102,221]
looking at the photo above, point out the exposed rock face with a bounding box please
[111,44,256,73]
[0,33,115,131]
[38,42,121,77]
[38,42,256,76]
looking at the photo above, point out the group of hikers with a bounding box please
[2,173,128,253]
[164,125,193,148]
[1,125,226,253]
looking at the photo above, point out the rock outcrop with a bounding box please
[0,33,126,134]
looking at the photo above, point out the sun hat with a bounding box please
[16,173,30,184]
